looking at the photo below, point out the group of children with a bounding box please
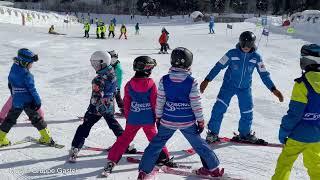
[85,21,140,40]
[0,30,319,180]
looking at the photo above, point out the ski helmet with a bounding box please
[239,31,256,49]
[90,51,111,72]
[300,44,320,71]
[15,48,38,67]
[133,56,157,72]
[170,47,193,69]
[108,50,119,65]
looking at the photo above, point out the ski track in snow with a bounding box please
[0,17,313,179]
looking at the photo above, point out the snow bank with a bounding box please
[245,12,320,44]
[0,5,78,27]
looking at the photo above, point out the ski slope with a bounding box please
[0,13,316,180]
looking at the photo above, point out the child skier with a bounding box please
[209,17,215,34]
[137,47,224,179]
[158,30,168,54]
[96,24,101,39]
[108,22,115,38]
[0,48,54,147]
[135,23,140,35]
[84,22,90,38]
[108,50,124,115]
[200,31,284,144]
[101,56,174,176]
[272,44,320,180]
[100,23,106,39]
[119,24,127,40]
[69,51,135,162]
[162,27,170,50]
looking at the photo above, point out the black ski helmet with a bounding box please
[239,31,256,49]
[300,44,320,72]
[133,56,157,72]
[170,47,193,69]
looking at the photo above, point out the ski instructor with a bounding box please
[200,31,284,144]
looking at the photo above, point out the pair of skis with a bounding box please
[126,157,241,180]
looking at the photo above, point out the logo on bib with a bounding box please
[304,113,320,121]
[165,102,191,111]
[131,101,151,112]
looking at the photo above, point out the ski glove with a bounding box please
[197,120,205,134]
[272,88,284,102]
[278,127,290,144]
[200,79,209,94]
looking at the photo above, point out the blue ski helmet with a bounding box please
[15,48,38,67]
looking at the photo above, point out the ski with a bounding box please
[0,136,31,148]
[160,166,242,180]
[25,136,65,149]
[126,157,192,169]
[207,137,283,148]
[82,145,144,154]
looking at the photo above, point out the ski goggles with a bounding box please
[240,41,255,49]
[134,59,157,71]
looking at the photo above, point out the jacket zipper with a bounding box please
[238,53,247,88]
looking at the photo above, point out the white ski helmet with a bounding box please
[90,51,111,71]
[108,50,119,65]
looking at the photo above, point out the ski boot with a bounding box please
[68,147,80,163]
[206,131,220,144]
[0,130,10,147]
[101,161,116,177]
[126,144,137,154]
[156,157,177,168]
[194,167,224,177]
[38,128,55,145]
[232,132,268,145]
[158,51,164,54]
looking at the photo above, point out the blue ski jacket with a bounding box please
[205,44,275,90]
[8,63,41,108]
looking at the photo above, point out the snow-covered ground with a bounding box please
[0,9,318,180]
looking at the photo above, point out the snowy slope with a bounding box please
[0,13,312,180]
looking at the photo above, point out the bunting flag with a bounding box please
[287,27,296,34]
[262,28,269,36]
[227,24,233,29]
